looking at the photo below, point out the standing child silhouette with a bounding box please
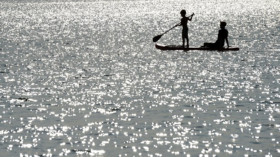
[177,10,194,48]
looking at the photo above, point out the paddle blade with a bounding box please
[153,34,162,42]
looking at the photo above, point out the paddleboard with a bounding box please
[155,44,239,51]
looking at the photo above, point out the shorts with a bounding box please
[182,28,188,38]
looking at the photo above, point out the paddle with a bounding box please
[153,13,194,42]
[152,24,179,42]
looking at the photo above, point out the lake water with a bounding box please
[0,0,280,156]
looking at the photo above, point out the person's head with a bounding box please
[220,21,227,28]
[180,10,186,17]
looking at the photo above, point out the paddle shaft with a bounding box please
[161,24,179,35]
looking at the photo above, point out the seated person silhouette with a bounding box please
[203,22,229,49]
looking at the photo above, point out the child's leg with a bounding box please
[186,35,189,48]
[182,35,185,47]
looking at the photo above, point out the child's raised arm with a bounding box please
[189,13,195,21]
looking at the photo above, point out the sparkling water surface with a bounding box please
[0,0,280,156]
